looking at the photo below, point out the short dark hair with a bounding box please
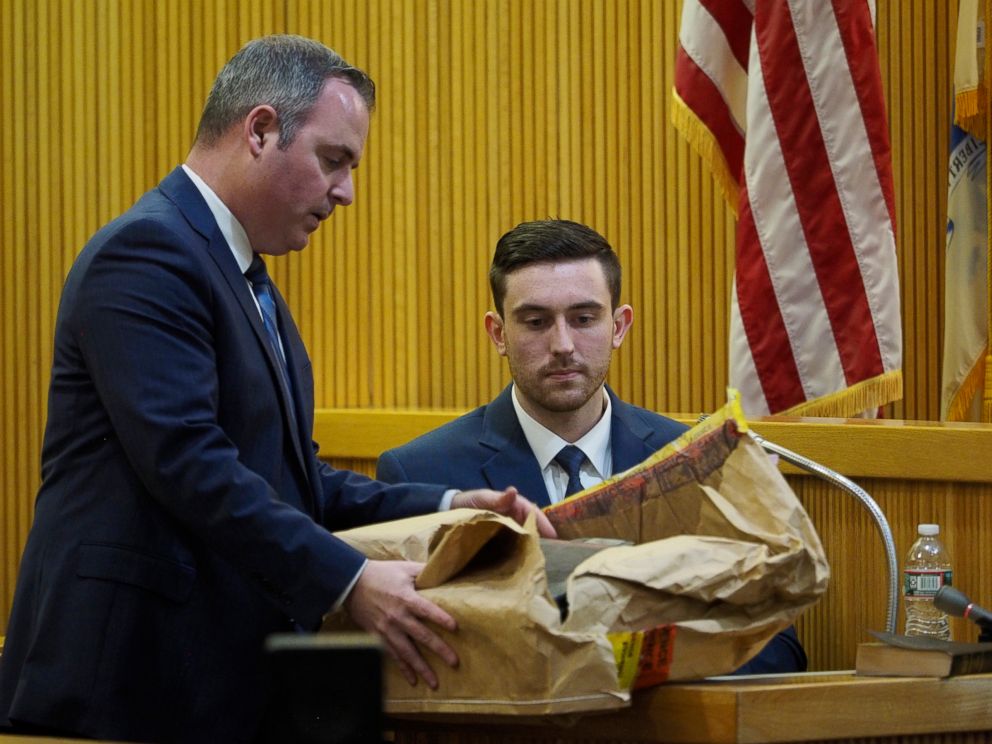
[489,219,622,316]
[194,34,376,150]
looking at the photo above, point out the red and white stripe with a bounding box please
[675,0,901,416]
[673,0,751,202]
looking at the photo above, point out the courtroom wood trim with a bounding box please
[314,409,992,483]
[389,672,992,743]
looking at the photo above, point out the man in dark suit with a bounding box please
[378,219,807,676]
[378,384,683,505]
[0,36,551,743]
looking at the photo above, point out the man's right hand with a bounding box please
[343,559,458,689]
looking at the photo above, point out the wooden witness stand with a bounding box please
[318,411,992,672]
[2,418,992,742]
[389,671,992,743]
[315,412,992,742]
[1,674,989,744]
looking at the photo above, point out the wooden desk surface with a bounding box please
[391,671,992,743]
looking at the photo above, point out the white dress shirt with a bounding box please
[182,164,254,273]
[511,385,613,503]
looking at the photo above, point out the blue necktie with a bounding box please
[554,445,587,497]
[245,255,296,415]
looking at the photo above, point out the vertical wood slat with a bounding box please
[3,0,18,624]
[0,0,959,642]
[877,0,954,421]
[792,476,992,672]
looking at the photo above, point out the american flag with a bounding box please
[673,0,902,417]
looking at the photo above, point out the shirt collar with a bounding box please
[182,164,254,273]
[510,384,612,478]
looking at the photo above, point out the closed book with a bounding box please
[856,631,992,677]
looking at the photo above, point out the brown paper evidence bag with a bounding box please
[324,395,830,715]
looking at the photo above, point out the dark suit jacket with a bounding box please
[377,385,687,507]
[0,167,447,743]
[377,384,807,675]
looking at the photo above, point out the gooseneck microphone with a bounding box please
[935,586,992,642]
[696,412,900,633]
[747,429,900,634]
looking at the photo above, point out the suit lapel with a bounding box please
[160,168,313,495]
[608,387,659,472]
[479,387,552,507]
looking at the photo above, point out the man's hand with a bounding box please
[451,486,557,538]
[344,560,457,689]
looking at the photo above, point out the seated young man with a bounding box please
[378,219,807,675]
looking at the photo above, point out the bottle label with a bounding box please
[903,569,952,597]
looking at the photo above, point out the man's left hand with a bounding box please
[451,487,557,538]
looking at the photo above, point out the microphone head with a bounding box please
[934,585,971,616]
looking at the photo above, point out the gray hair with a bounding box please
[194,34,375,150]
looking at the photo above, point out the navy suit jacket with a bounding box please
[377,384,807,675]
[0,167,447,743]
[378,385,685,507]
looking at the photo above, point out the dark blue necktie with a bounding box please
[245,255,297,417]
[554,445,587,497]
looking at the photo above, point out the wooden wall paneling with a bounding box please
[791,477,893,672]
[2,0,17,635]
[786,475,992,671]
[451,0,471,409]
[877,0,954,421]
[0,1,966,643]
[368,0,389,409]
[625,0,644,408]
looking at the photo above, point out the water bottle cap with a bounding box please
[918,523,939,536]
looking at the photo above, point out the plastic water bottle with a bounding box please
[903,523,952,639]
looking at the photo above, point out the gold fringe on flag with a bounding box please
[956,87,987,140]
[945,350,988,421]
[780,370,903,419]
[956,0,987,139]
[957,86,981,120]
[670,91,740,215]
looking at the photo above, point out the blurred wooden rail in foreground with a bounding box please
[388,671,992,743]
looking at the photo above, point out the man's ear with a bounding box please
[612,304,633,349]
[244,105,279,156]
[484,311,508,356]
